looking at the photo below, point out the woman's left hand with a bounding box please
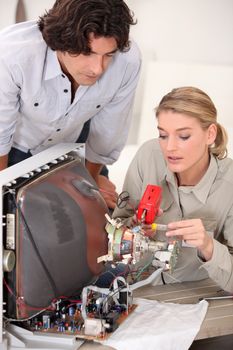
[166,218,214,261]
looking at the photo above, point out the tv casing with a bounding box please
[0,144,108,348]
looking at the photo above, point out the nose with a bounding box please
[166,136,177,151]
[91,56,104,76]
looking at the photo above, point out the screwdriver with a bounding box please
[151,223,168,231]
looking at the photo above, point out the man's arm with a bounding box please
[0,154,8,171]
[85,160,102,181]
[85,160,117,209]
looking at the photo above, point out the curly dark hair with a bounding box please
[38,0,136,54]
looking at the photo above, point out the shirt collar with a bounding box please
[44,47,62,80]
[190,154,218,203]
[163,154,218,204]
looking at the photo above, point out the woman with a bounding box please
[113,86,233,292]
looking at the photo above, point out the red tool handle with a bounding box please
[137,185,162,224]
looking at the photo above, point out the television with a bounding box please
[1,144,108,321]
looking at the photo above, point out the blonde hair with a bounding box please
[155,86,228,159]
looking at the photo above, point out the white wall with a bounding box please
[22,0,55,20]
[2,0,232,64]
[0,0,54,28]
[125,0,233,143]
[127,0,233,65]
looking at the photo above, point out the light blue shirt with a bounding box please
[0,20,141,164]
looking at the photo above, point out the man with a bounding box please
[0,0,141,208]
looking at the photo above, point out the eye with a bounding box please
[105,53,116,58]
[159,134,168,140]
[179,135,190,140]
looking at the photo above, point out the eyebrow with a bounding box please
[157,126,192,132]
[90,48,118,55]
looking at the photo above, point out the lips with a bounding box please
[167,156,182,163]
[168,156,181,160]
[86,74,98,79]
[83,72,99,79]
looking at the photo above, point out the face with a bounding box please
[157,111,216,185]
[57,33,118,87]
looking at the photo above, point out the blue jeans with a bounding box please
[8,147,32,167]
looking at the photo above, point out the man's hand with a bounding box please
[166,219,214,261]
[85,160,118,209]
[96,175,118,209]
[0,154,8,171]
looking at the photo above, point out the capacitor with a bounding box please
[42,315,51,329]
[3,250,15,272]
[68,306,75,316]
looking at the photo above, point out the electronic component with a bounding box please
[0,147,178,349]
[0,144,110,349]
[153,240,180,273]
[84,318,106,336]
[80,279,133,338]
[7,276,134,341]
[3,151,108,321]
[103,214,180,272]
[101,182,179,272]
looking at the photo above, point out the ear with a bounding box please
[206,123,217,145]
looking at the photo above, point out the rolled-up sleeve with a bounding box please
[201,240,233,292]
[200,206,233,293]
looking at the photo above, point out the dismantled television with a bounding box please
[0,143,109,349]
[0,143,171,349]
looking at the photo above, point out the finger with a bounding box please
[166,226,198,238]
[100,192,118,207]
[167,220,204,238]
[107,200,117,209]
[168,219,202,229]
[101,189,118,201]
[166,227,198,239]
[103,195,117,209]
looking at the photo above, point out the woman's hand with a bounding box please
[166,218,214,261]
[139,208,164,238]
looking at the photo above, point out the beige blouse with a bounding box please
[113,139,233,292]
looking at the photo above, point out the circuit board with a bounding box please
[31,304,137,341]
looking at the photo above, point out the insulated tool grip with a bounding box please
[137,185,162,224]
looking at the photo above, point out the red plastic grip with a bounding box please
[137,185,162,224]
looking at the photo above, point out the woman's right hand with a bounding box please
[133,208,164,238]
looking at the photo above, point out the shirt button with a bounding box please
[56,128,61,132]
[96,105,101,108]
[64,89,68,93]
[65,113,68,116]
[61,74,66,78]
[34,102,39,107]
[48,138,53,141]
